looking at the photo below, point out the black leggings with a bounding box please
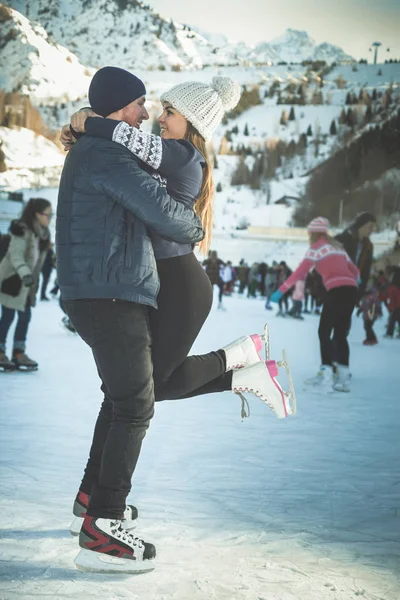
[318,286,358,366]
[150,252,232,401]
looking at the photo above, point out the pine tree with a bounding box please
[345,92,352,105]
[243,123,249,136]
[306,124,313,136]
[231,156,251,186]
[216,182,222,192]
[365,104,373,123]
[345,108,355,128]
[338,108,346,125]
[289,106,296,121]
[280,110,288,126]
[329,119,337,135]
[372,88,377,101]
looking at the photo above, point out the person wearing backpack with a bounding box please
[0,198,51,370]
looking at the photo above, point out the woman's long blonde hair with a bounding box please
[309,231,343,249]
[184,123,214,255]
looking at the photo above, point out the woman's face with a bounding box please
[36,207,53,228]
[158,103,188,139]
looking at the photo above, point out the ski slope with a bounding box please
[0,291,399,599]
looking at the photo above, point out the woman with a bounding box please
[0,198,52,370]
[271,217,359,392]
[62,78,295,534]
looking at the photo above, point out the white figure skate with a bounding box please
[232,323,296,418]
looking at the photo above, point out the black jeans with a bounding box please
[387,308,400,336]
[318,286,358,366]
[0,302,32,352]
[64,298,154,519]
[364,319,377,342]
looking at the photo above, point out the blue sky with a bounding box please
[148,0,400,61]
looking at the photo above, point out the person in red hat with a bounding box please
[271,217,359,392]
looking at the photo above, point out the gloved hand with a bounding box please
[22,274,34,287]
[270,290,283,303]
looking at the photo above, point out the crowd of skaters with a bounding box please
[202,212,400,346]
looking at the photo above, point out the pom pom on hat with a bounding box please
[160,77,241,142]
[210,76,241,111]
[89,66,146,117]
[307,217,330,233]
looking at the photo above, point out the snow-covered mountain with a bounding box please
[266,29,353,64]
[6,1,353,71]
[0,4,93,101]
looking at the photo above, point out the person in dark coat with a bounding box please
[40,244,55,300]
[335,212,376,299]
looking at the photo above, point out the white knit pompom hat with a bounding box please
[307,216,330,233]
[160,76,241,142]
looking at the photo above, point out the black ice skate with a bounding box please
[0,351,16,372]
[12,351,38,371]
[74,515,155,573]
[70,490,138,536]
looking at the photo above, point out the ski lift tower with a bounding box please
[371,41,381,64]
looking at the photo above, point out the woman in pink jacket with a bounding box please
[271,217,359,391]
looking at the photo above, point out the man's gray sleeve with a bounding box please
[92,146,204,244]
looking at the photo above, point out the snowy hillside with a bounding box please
[0,126,65,189]
[8,0,353,71]
[0,5,93,102]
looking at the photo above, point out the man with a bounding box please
[56,66,204,573]
[202,250,225,307]
[335,212,376,298]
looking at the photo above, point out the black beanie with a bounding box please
[351,212,376,230]
[88,66,146,117]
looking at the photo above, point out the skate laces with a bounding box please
[235,391,250,419]
[110,520,144,548]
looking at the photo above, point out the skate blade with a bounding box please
[277,349,296,415]
[260,323,270,360]
[74,548,155,574]
[69,516,83,536]
[14,365,38,372]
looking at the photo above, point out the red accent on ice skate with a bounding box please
[250,334,263,355]
[266,360,288,418]
[77,491,90,516]
[77,491,89,506]
[82,517,135,559]
[266,360,279,378]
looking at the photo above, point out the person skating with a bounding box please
[0,198,51,371]
[335,212,375,299]
[57,66,205,573]
[40,244,55,300]
[357,282,382,345]
[270,217,359,392]
[385,268,400,338]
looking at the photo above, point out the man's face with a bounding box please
[358,221,375,239]
[121,96,149,127]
